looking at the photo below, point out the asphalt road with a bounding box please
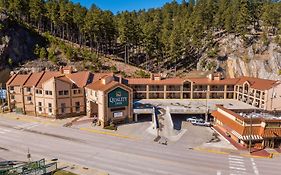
[0,117,280,175]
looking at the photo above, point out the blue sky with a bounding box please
[71,0,181,14]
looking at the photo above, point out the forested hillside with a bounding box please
[0,0,281,76]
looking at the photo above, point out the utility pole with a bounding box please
[205,90,208,122]
[249,110,253,153]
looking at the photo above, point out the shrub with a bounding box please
[39,47,47,60]
[134,70,150,78]
[8,58,13,66]
[242,55,250,63]
[104,125,117,130]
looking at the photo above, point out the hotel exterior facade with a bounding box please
[5,67,281,128]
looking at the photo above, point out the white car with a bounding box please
[193,121,211,127]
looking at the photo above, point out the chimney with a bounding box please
[61,66,73,74]
[101,75,113,85]
[207,73,214,80]
[150,73,154,80]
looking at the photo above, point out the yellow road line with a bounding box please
[240,153,273,159]
[193,147,229,155]
[80,127,138,140]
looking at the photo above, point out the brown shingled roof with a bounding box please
[236,76,278,91]
[9,74,31,86]
[24,72,45,87]
[86,79,119,91]
[211,110,245,135]
[36,71,62,88]
[188,77,240,85]
[127,78,184,85]
[66,71,91,88]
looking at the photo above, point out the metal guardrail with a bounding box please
[0,159,57,175]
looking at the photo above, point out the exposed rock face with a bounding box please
[0,10,46,70]
[198,33,281,80]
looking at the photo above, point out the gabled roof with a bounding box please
[66,71,92,88]
[236,76,278,91]
[8,74,31,86]
[36,71,62,88]
[24,72,45,87]
[86,80,119,91]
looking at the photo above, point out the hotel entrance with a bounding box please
[86,76,133,127]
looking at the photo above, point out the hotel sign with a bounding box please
[108,87,129,107]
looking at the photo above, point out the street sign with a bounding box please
[108,87,129,108]
[0,89,6,100]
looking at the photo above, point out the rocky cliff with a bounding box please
[198,33,281,80]
[0,11,46,70]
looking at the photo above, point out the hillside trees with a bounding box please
[0,0,281,71]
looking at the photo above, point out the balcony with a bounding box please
[149,85,164,91]
[166,86,181,91]
[193,86,207,91]
[210,88,224,91]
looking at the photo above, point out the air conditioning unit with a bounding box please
[10,90,15,94]
[28,101,32,104]
[11,99,16,103]
[27,91,32,95]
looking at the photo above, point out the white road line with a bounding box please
[228,157,244,161]
[229,160,244,164]
[228,155,243,158]
[251,158,259,175]
[229,166,246,171]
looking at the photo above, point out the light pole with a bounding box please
[249,113,252,153]
[204,90,208,122]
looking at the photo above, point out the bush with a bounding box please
[8,58,13,66]
[39,47,47,60]
[134,70,150,78]
[242,55,250,63]
[104,125,117,130]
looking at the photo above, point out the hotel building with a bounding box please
[5,67,281,129]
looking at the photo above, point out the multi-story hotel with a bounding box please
[5,67,281,128]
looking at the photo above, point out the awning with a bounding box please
[231,130,263,141]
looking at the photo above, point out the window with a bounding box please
[45,90,53,95]
[26,87,31,92]
[75,102,80,112]
[59,91,63,95]
[48,103,52,113]
[36,89,42,94]
[11,95,15,100]
[74,89,81,95]
[10,86,14,91]
[38,102,42,112]
[61,103,66,114]
[27,96,32,102]
[64,90,69,95]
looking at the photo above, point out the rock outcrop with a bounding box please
[0,10,46,70]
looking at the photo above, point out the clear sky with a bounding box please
[71,0,181,14]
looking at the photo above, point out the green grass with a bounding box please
[53,170,78,175]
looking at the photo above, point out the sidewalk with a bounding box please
[0,113,77,127]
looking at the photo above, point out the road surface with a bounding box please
[0,117,280,175]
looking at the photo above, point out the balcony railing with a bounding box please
[166,86,181,91]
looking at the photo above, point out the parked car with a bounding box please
[192,121,211,127]
[186,118,197,123]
